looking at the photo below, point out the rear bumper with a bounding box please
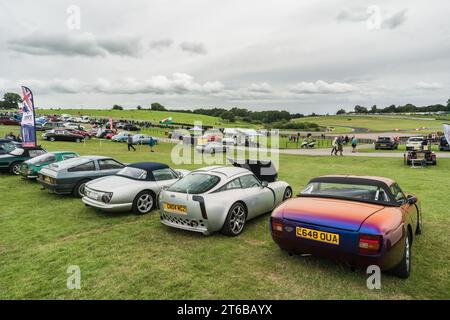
[82,196,132,212]
[271,219,403,270]
[37,178,74,195]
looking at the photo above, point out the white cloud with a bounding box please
[289,80,356,94]
[149,39,173,50]
[247,82,272,93]
[416,82,444,90]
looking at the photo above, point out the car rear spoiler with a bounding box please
[227,158,278,182]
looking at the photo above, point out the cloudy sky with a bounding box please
[0,0,449,113]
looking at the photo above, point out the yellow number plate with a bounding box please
[164,203,187,214]
[296,227,339,245]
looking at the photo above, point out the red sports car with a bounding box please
[270,175,422,278]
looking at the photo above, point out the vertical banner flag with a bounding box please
[20,86,37,147]
[444,124,450,145]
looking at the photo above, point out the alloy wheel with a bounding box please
[137,193,153,213]
[229,205,245,234]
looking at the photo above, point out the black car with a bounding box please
[374,136,399,150]
[439,136,450,151]
[43,129,85,142]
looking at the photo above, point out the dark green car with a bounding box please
[0,146,47,175]
[20,151,79,179]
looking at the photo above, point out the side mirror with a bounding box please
[261,181,269,188]
[407,195,417,204]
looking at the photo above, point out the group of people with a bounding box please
[331,135,358,156]
[4,132,21,142]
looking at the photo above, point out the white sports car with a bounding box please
[159,159,292,236]
[82,162,189,214]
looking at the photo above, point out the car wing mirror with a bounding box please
[261,181,269,188]
[407,195,417,204]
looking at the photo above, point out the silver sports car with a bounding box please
[159,159,292,236]
[82,162,189,214]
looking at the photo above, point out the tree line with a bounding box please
[337,99,450,115]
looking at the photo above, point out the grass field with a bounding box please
[35,108,257,128]
[0,125,449,299]
[294,115,447,133]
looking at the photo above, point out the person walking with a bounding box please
[351,136,358,153]
[148,136,156,152]
[127,134,136,151]
[331,136,338,155]
[336,136,344,156]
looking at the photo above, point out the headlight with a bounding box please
[102,192,113,203]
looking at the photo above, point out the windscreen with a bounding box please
[167,173,220,194]
[117,167,147,180]
[301,182,390,203]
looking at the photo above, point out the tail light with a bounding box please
[359,234,382,254]
[271,218,284,233]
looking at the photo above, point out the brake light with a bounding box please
[271,218,284,233]
[359,234,382,254]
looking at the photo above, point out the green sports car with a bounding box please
[20,151,79,179]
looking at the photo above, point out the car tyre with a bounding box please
[283,187,293,200]
[50,137,56,142]
[9,162,21,175]
[72,179,89,198]
[132,190,155,215]
[75,138,81,143]
[390,231,411,279]
[221,202,247,237]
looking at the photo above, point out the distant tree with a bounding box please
[336,108,346,115]
[151,102,167,111]
[137,105,142,110]
[112,105,123,110]
[221,111,235,122]
[371,105,378,113]
[354,105,368,113]
[0,92,22,109]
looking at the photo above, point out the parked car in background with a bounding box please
[160,160,292,236]
[270,175,422,278]
[0,146,46,175]
[83,162,189,214]
[66,128,92,139]
[123,123,140,131]
[111,132,131,142]
[63,122,85,131]
[439,136,450,151]
[195,142,228,154]
[406,137,424,151]
[42,129,85,142]
[75,116,91,123]
[96,129,116,139]
[374,137,399,150]
[132,134,157,145]
[37,156,125,197]
[37,121,65,131]
[0,117,20,125]
[20,151,79,179]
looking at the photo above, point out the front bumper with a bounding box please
[82,196,132,212]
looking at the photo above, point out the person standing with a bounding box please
[127,134,136,151]
[331,136,338,155]
[351,136,358,153]
[336,136,344,156]
[148,136,156,152]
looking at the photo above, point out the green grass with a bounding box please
[0,125,449,299]
[293,115,447,133]
[35,108,258,128]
